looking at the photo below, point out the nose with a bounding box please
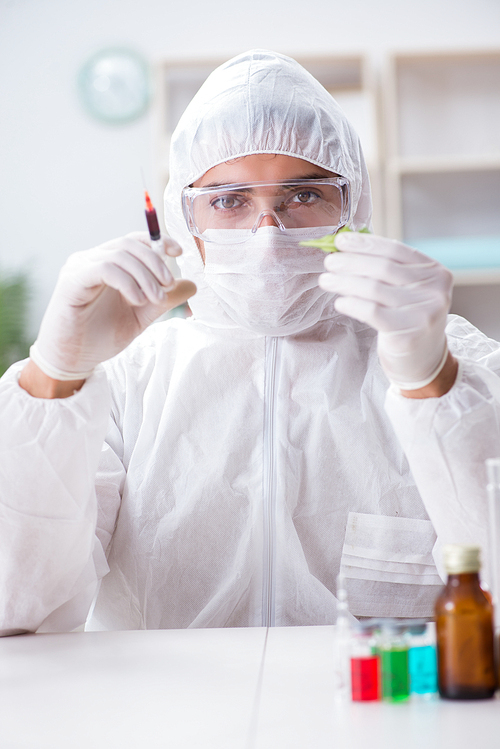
[259,214,279,228]
[251,209,286,232]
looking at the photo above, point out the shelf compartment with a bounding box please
[391,155,500,175]
[394,52,500,160]
[407,234,500,273]
[401,170,500,239]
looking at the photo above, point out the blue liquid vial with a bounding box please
[408,622,437,697]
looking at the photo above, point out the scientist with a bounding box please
[1,50,499,635]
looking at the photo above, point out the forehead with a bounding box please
[193,154,335,188]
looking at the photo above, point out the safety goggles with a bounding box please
[181,177,351,245]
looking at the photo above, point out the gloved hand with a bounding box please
[30,232,197,380]
[318,231,453,389]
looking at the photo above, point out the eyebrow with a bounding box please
[200,173,337,189]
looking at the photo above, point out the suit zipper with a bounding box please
[262,336,280,627]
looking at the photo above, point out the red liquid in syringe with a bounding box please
[144,190,161,241]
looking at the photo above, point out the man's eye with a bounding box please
[291,190,319,204]
[211,195,243,210]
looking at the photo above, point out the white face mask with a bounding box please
[202,226,337,336]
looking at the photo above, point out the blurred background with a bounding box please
[1,0,500,371]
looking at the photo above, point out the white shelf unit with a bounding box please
[384,50,500,278]
[153,54,383,233]
[384,50,500,338]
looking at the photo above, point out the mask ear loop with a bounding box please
[250,210,287,233]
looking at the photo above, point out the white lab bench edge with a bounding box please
[1,624,499,749]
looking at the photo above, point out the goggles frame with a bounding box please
[181,177,351,244]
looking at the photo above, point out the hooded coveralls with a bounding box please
[1,51,500,635]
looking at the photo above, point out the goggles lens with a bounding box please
[182,178,351,244]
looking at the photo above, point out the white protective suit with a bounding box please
[2,50,500,635]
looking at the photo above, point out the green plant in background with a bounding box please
[0,272,32,376]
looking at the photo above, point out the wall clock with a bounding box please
[78,48,151,124]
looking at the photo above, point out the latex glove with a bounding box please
[318,232,453,389]
[30,232,196,380]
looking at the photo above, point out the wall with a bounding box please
[1,0,500,335]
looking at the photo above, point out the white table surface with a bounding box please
[1,624,499,749]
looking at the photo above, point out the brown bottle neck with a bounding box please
[446,571,481,588]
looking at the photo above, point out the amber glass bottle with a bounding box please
[435,544,497,699]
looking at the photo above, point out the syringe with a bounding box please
[143,189,175,289]
[144,190,163,254]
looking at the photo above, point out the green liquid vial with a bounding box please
[381,647,410,701]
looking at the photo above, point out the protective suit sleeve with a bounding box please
[0,361,115,635]
[384,315,500,584]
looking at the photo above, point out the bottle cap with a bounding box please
[379,618,408,634]
[442,544,481,574]
[406,622,427,636]
[352,618,382,635]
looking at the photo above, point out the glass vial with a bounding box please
[486,458,500,625]
[333,571,351,702]
[378,620,410,702]
[435,544,497,699]
[350,623,381,701]
[408,621,437,698]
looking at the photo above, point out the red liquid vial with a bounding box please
[351,655,381,701]
[350,624,381,701]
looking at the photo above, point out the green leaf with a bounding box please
[300,225,371,252]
